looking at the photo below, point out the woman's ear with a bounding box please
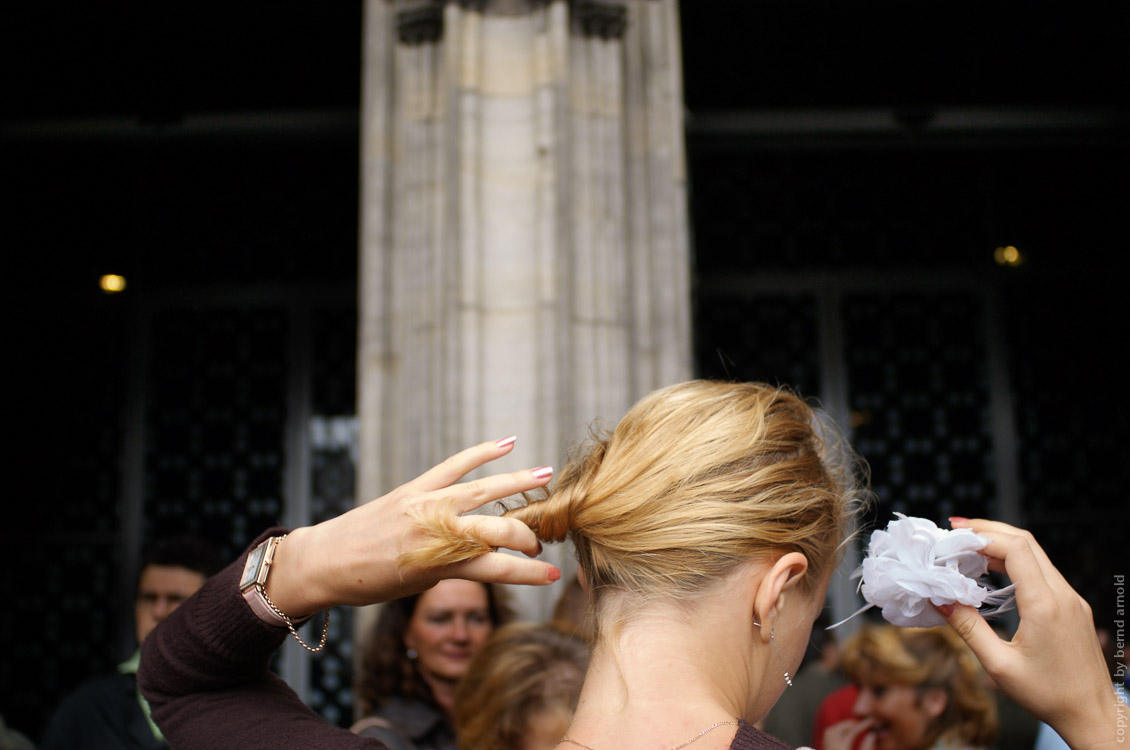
[920,687,948,719]
[753,552,809,639]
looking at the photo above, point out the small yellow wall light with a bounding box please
[993,246,1023,267]
[100,274,127,293]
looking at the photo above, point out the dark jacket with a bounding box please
[41,672,166,750]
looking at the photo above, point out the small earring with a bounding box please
[753,621,792,688]
[406,648,418,660]
[770,626,793,688]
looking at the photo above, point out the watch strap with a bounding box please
[243,583,291,627]
[240,537,292,628]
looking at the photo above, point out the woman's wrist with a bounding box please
[1055,691,1121,750]
[261,527,322,618]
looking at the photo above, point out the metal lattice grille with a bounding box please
[306,304,359,726]
[145,308,290,555]
[3,302,126,734]
[842,292,996,525]
[1003,280,1128,619]
[6,541,120,728]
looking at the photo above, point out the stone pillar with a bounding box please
[357,0,690,620]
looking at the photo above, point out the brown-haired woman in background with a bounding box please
[453,622,589,750]
[350,582,512,750]
[825,626,996,750]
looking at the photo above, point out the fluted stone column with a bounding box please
[358,0,690,620]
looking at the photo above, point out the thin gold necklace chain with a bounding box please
[560,720,740,750]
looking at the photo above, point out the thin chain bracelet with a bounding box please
[258,584,331,653]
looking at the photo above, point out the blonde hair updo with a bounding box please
[511,380,862,603]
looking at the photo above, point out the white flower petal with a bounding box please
[857,514,1007,628]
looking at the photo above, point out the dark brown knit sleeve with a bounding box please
[139,528,386,750]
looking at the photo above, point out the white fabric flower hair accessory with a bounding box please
[831,513,1015,628]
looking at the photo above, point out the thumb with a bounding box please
[935,602,1002,669]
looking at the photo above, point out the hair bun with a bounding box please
[506,436,609,544]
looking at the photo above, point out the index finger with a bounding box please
[961,525,1066,618]
[403,437,520,494]
[956,519,1065,590]
[433,464,554,516]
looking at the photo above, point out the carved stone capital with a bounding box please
[456,0,554,16]
[396,0,445,45]
[576,1,627,39]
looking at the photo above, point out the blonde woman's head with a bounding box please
[508,381,862,607]
[841,625,998,750]
[454,622,589,750]
[404,380,864,633]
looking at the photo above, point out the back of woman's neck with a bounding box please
[564,625,749,750]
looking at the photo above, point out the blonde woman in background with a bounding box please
[825,626,996,750]
[453,622,589,750]
[140,381,1121,750]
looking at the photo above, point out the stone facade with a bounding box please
[357,0,691,618]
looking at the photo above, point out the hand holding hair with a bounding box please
[939,519,1119,750]
[262,438,560,618]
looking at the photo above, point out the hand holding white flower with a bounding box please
[833,513,1014,628]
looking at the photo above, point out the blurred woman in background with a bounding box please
[825,625,996,750]
[454,622,589,750]
[351,581,512,750]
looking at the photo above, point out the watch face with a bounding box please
[241,543,268,590]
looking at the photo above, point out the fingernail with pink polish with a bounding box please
[531,465,553,480]
[547,565,562,583]
[495,435,517,449]
[934,603,955,618]
[948,516,970,527]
